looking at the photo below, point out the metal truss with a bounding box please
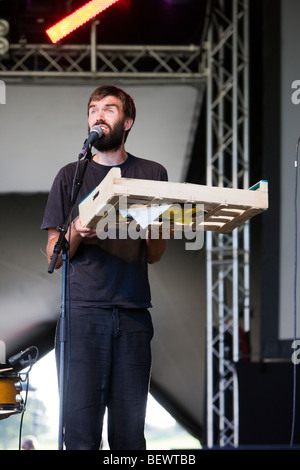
[0,42,206,82]
[205,0,249,448]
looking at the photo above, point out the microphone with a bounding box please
[8,346,39,368]
[79,125,103,159]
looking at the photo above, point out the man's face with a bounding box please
[88,95,130,152]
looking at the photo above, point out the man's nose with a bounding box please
[96,112,106,124]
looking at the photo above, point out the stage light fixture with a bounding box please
[0,19,9,55]
[46,0,120,44]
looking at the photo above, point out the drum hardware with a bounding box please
[0,345,39,421]
[8,345,39,368]
[0,373,25,420]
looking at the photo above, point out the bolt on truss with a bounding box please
[205,0,249,448]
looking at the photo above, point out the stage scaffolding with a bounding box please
[0,0,250,448]
[0,42,206,82]
[205,0,250,448]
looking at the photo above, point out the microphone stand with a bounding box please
[48,146,92,450]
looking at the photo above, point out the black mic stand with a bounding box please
[48,146,93,450]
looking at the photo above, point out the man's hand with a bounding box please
[46,217,96,269]
[72,217,97,238]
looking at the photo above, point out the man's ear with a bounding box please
[124,118,134,132]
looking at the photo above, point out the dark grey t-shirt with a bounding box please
[41,153,168,308]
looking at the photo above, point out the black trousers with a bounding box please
[55,307,153,450]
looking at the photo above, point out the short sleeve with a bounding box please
[41,166,75,230]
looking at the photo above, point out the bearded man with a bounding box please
[41,85,168,450]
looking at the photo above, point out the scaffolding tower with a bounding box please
[205,0,250,448]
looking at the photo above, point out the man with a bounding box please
[41,85,168,450]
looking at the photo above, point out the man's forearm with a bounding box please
[46,225,82,269]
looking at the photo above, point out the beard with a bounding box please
[92,118,126,152]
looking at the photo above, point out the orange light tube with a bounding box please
[46,0,120,43]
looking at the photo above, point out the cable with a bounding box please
[290,138,300,447]
[18,371,30,451]
[12,347,39,450]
